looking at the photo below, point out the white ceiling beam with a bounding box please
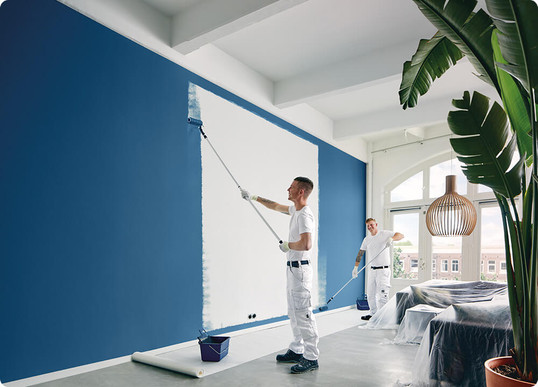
[333,82,496,139]
[333,97,454,139]
[172,0,308,54]
[273,40,420,108]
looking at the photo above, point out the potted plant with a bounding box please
[399,0,537,384]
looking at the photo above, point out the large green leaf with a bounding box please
[492,30,533,165]
[399,32,464,109]
[486,0,538,93]
[411,0,499,92]
[448,91,523,198]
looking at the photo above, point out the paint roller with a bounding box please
[318,244,391,312]
[187,117,285,245]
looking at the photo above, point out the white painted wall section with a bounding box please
[192,85,320,330]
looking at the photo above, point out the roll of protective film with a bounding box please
[131,352,204,378]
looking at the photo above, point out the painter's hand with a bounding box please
[241,189,257,201]
[352,266,358,278]
[279,241,290,253]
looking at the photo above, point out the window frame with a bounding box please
[384,153,499,287]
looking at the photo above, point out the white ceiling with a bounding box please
[60,0,493,146]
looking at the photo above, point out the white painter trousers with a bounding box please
[286,263,319,361]
[367,267,391,315]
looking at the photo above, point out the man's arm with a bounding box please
[392,232,404,242]
[288,232,312,251]
[354,250,365,267]
[352,249,365,278]
[255,196,290,214]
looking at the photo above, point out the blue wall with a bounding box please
[0,0,365,382]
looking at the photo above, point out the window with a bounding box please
[430,159,467,197]
[433,236,462,280]
[392,211,419,280]
[480,206,506,282]
[385,155,502,285]
[390,172,423,202]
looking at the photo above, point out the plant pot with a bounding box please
[484,356,535,387]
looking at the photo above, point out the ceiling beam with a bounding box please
[333,82,496,139]
[273,40,419,108]
[333,97,454,139]
[172,0,307,54]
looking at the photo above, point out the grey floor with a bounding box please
[35,327,418,387]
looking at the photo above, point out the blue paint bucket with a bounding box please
[198,330,230,362]
[356,298,369,310]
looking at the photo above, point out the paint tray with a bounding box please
[356,298,369,310]
[198,329,230,362]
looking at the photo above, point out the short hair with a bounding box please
[294,176,314,197]
[365,218,376,224]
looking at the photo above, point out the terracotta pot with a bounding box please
[484,356,535,387]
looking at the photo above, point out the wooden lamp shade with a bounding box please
[426,175,477,236]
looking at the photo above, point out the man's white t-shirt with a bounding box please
[287,205,315,262]
[360,230,395,267]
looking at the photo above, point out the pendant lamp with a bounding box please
[426,175,477,236]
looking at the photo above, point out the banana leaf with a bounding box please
[492,30,533,165]
[447,91,523,198]
[411,0,499,91]
[399,32,463,109]
[486,0,538,94]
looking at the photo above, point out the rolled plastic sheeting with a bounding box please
[131,352,204,378]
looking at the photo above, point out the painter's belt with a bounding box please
[287,260,310,267]
[371,266,389,270]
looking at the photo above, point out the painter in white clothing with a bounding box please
[240,177,320,374]
[352,218,404,321]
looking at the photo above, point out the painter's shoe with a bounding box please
[290,358,319,374]
[361,314,372,321]
[276,349,303,363]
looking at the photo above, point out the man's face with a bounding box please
[366,221,378,235]
[288,180,301,201]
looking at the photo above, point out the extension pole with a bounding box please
[319,244,391,311]
[188,118,283,243]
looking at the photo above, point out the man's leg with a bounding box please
[363,269,377,318]
[377,268,391,312]
[289,265,319,373]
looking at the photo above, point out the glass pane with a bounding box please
[480,206,506,282]
[392,212,419,280]
[430,159,467,197]
[432,236,462,280]
[390,172,423,202]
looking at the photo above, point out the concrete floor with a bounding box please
[34,326,418,387]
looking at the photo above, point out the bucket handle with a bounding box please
[198,329,228,355]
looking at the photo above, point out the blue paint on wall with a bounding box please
[319,146,367,309]
[0,0,365,382]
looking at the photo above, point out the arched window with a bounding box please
[385,157,502,285]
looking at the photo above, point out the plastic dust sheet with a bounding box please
[362,280,512,386]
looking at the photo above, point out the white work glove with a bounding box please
[240,188,257,201]
[352,266,358,278]
[385,238,393,249]
[279,241,290,253]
